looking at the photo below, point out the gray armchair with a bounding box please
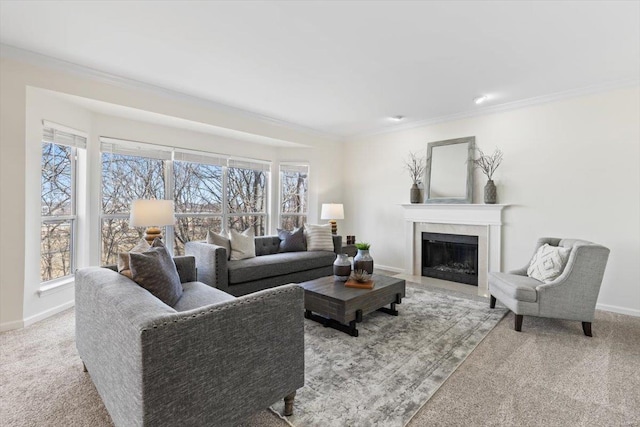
[489,238,610,336]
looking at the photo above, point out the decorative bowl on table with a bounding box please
[350,269,372,283]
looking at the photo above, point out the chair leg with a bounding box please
[283,391,296,416]
[82,362,88,372]
[514,314,523,332]
[490,295,496,309]
[582,322,592,337]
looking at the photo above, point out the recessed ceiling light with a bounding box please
[474,95,488,105]
[389,115,405,122]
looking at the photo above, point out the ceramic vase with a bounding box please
[484,179,497,204]
[333,253,352,281]
[410,183,422,204]
[353,249,374,274]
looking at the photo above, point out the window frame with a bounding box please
[99,140,273,261]
[40,139,79,284]
[278,162,310,230]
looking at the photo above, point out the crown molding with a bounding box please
[3,44,636,143]
[347,77,640,141]
[0,43,343,143]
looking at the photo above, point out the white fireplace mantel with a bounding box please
[400,204,508,296]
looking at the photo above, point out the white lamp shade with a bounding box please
[129,199,175,227]
[320,203,344,220]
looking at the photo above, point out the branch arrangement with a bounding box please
[404,151,426,185]
[473,147,503,180]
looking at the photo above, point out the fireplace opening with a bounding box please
[422,232,478,286]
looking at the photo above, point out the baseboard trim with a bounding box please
[23,300,75,328]
[0,319,24,332]
[596,303,640,317]
[374,264,404,274]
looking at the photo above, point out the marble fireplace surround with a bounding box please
[400,204,508,297]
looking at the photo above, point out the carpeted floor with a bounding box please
[1,283,639,426]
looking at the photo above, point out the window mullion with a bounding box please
[222,166,229,233]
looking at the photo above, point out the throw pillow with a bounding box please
[277,227,306,252]
[527,243,572,283]
[229,228,256,261]
[129,238,183,307]
[304,223,334,252]
[206,230,231,260]
[117,238,151,279]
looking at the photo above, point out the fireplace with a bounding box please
[422,232,479,286]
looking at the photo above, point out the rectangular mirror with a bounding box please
[425,136,475,204]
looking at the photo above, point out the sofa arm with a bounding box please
[185,241,228,291]
[139,284,305,426]
[332,235,343,254]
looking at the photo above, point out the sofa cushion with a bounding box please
[527,243,571,283]
[489,272,539,303]
[207,230,231,260]
[117,238,150,278]
[304,223,334,251]
[228,251,336,284]
[130,239,183,307]
[173,281,236,312]
[229,228,256,260]
[277,227,306,252]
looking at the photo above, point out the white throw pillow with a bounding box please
[527,243,571,283]
[206,230,231,260]
[304,223,334,252]
[228,228,256,261]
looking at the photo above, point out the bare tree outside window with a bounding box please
[100,153,165,265]
[100,143,272,261]
[227,167,267,235]
[279,165,309,231]
[41,142,75,282]
[173,161,223,255]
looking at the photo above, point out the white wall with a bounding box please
[343,87,640,316]
[0,56,342,330]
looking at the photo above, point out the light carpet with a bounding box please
[0,283,507,426]
[270,284,507,426]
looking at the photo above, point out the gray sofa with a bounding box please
[75,256,304,427]
[186,234,341,296]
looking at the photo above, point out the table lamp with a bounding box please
[320,203,344,235]
[129,199,175,244]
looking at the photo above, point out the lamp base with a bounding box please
[144,227,163,245]
[328,220,337,235]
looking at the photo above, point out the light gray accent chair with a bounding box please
[76,256,304,427]
[489,238,610,336]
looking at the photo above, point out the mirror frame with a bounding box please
[424,136,475,204]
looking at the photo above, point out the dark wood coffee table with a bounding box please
[300,274,406,337]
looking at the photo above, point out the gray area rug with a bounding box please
[271,284,507,426]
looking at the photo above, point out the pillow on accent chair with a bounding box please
[129,238,183,307]
[527,243,572,283]
[229,228,256,260]
[207,230,231,260]
[277,227,306,252]
[117,238,150,279]
[304,223,334,252]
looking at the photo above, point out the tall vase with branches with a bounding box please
[404,151,426,203]
[473,147,503,204]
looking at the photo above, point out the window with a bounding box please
[173,151,225,255]
[100,139,272,260]
[227,159,270,236]
[40,124,86,282]
[279,164,309,231]
[100,139,169,265]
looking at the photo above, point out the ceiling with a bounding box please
[1,1,639,138]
